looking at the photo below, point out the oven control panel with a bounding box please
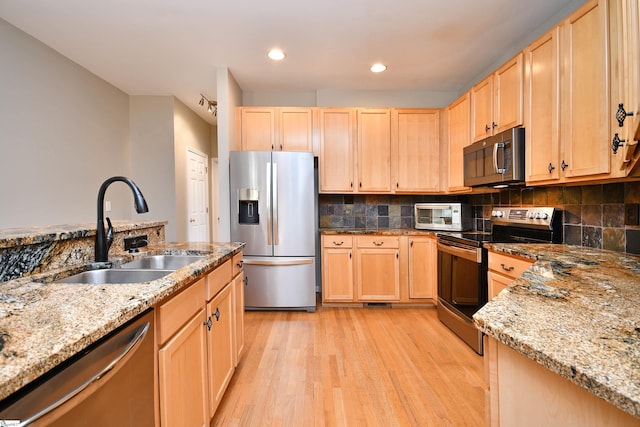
[490,207,556,229]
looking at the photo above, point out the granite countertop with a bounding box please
[0,241,244,402]
[474,243,640,418]
[320,228,437,236]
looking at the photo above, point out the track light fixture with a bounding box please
[199,93,217,116]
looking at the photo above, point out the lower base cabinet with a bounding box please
[156,251,244,426]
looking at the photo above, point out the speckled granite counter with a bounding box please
[473,244,640,418]
[320,228,437,236]
[0,240,244,402]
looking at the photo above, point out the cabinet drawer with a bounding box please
[158,278,206,345]
[206,259,232,301]
[322,235,353,248]
[356,235,399,249]
[232,251,244,278]
[488,252,533,279]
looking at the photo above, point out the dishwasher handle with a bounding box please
[15,322,150,427]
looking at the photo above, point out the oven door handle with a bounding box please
[437,242,482,263]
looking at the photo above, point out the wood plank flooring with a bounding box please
[212,306,485,426]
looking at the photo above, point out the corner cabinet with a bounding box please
[156,252,244,426]
[236,107,314,152]
[392,109,440,193]
[471,53,524,142]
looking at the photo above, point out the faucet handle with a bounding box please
[106,217,114,252]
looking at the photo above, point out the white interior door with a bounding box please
[187,147,209,242]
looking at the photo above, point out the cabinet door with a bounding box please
[609,0,640,173]
[408,236,437,300]
[279,107,313,152]
[240,107,276,151]
[525,27,561,184]
[471,75,494,142]
[322,247,354,302]
[206,284,234,418]
[158,309,208,427]
[494,53,524,133]
[319,108,356,192]
[232,272,245,366]
[357,108,392,192]
[561,0,611,180]
[487,271,513,300]
[392,109,440,192]
[356,247,400,301]
[447,93,472,192]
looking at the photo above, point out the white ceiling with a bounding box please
[0,0,581,125]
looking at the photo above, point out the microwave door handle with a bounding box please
[493,142,506,174]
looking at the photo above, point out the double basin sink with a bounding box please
[55,255,206,284]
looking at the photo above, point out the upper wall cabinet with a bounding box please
[236,107,313,152]
[446,93,472,193]
[471,53,524,142]
[319,108,357,193]
[391,109,440,193]
[609,0,640,174]
[357,109,392,192]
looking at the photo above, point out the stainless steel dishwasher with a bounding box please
[0,309,155,426]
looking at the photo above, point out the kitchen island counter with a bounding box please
[0,241,244,402]
[474,243,640,419]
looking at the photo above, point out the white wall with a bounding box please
[216,67,243,241]
[0,18,134,228]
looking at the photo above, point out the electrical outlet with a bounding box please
[124,235,148,252]
[625,204,639,226]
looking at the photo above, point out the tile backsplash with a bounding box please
[318,181,640,255]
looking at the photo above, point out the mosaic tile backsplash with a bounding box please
[319,181,640,255]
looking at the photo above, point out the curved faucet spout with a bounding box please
[95,176,149,262]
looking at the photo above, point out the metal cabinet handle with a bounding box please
[16,321,150,426]
[561,160,569,171]
[243,276,248,286]
[213,307,220,322]
[548,163,555,173]
[236,260,243,269]
[500,263,515,272]
[333,241,344,246]
[612,133,626,154]
[616,103,634,127]
[485,124,491,132]
[204,317,212,331]
[373,241,384,246]
[492,122,498,129]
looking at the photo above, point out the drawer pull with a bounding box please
[236,260,243,269]
[500,263,515,272]
[373,241,384,246]
[204,317,212,331]
[333,241,344,246]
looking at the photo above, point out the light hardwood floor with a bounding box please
[213,305,485,426]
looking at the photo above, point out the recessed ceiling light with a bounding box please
[268,49,286,61]
[370,63,387,73]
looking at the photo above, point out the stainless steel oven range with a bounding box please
[437,207,562,355]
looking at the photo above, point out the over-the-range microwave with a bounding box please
[414,203,472,231]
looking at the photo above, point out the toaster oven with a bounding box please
[414,203,472,231]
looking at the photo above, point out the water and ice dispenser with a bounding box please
[238,189,259,224]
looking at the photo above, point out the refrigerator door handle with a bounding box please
[266,161,272,245]
[272,162,279,245]
[243,259,313,266]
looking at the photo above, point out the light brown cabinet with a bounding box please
[319,108,356,193]
[156,253,244,425]
[407,236,437,300]
[487,251,533,300]
[355,236,400,301]
[471,53,523,142]
[321,235,354,302]
[236,107,313,152]
[232,252,245,366]
[357,109,392,192]
[392,109,440,192]
[446,93,472,192]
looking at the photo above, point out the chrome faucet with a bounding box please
[95,176,149,262]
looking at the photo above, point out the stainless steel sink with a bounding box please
[55,269,172,284]
[120,255,205,270]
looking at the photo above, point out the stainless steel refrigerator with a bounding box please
[230,151,316,312]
